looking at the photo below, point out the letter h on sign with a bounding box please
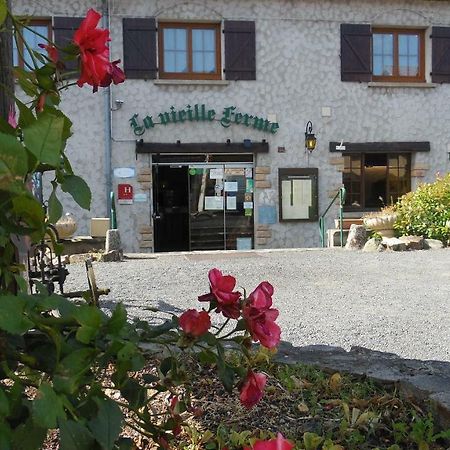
[118,183,134,204]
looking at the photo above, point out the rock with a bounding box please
[69,253,92,264]
[382,237,407,251]
[105,229,122,253]
[100,249,123,262]
[424,238,444,250]
[399,235,424,250]
[363,238,383,252]
[345,224,367,250]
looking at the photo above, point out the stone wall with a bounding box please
[12,0,450,251]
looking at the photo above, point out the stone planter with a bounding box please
[363,213,397,238]
[54,213,78,239]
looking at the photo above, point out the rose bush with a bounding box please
[0,5,288,448]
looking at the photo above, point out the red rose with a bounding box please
[198,268,242,319]
[239,370,266,409]
[243,282,281,349]
[73,9,125,92]
[244,433,294,450]
[179,309,211,337]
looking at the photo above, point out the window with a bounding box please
[13,19,51,69]
[343,153,411,210]
[372,28,425,82]
[158,22,221,80]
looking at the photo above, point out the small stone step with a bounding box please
[326,228,349,247]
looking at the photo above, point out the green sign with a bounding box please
[129,104,279,136]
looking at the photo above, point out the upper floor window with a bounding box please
[13,19,51,69]
[372,28,425,82]
[158,22,221,80]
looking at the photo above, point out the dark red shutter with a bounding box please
[340,24,372,82]
[224,21,256,80]
[123,18,157,79]
[432,27,450,83]
[53,17,83,74]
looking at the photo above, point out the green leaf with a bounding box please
[0,295,33,334]
[16,98,36,128]
[0,0,7,26]
[14,68,39,98]
[75,326,98,344]
[74,305,103,328]
[12,195,45,232]
[60,419,95,450]
[23,112,64,166]
[198,349,217,365]
[0,132,28,177]
[0,386,10,417]
[32,383,66,429]
[303,432,323,450]
[48,185,63,224]
[106,303,127,335]
[0,422,12,450]
[61,175,91,210]
[12,419,47,450]
[217,360,234,393]
[88,397,123,450]
[120,378,147,409]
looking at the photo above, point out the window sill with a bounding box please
[368,82,437,88]
[154,79,230,86]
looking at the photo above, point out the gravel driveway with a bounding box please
[63,248,450,362]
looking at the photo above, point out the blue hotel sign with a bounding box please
[129,104,279,136]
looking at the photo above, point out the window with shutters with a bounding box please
[343,153,411,211]
[158,22,221,80]
[13,19,51,70]
[372,28,425,82]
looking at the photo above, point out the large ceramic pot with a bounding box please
[363,213,397,238]
[54,213,78,239]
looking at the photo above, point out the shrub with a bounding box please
[394,174,450,243]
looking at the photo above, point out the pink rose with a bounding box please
[243,282,281,349]
[198,268,241,319]
[239,370,266,409]
[179,309,211,337]
[244,433,294,450]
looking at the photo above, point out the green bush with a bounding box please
[394,173,450,244]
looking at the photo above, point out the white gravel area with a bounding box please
[63,248,450,362]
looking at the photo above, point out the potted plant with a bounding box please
[363,205,398,238]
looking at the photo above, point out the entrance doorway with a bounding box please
[152,155,254,252]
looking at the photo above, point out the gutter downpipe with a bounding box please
[102,0,113,223]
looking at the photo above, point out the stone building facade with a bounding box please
[12,0,450,252]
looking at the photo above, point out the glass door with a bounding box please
[189,165,225,251]
[188,163,254,251]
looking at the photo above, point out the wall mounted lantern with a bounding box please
[305,121,317,152]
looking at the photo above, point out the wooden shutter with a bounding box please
[432,27,450,83]
[340,24,372,82]
[123,18,157,79]
[224,21,256,80]
[53,17,83,74]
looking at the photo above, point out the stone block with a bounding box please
[345,224,367,250]
[100,250,123,262]
[430,392,450,429]
[140,233,153,242]
[137,174,152,183]
[256,225,270,231]
[254,173,267,181]
[398,235,424,250]
[256,230,272,238]
[139,241,153,249]
[382,237,407,251]
[139,225,153,234]
[138,167,152,175]
[363,238,384,252]
[424,238,444,250]
[255,180,271,189]
[412,163,430,171]
[140,182,151,191]
[256,237,268,245]
[255,166,270,174]
[411,169,426,177]
[329,157,344,165]
[105,229,122,252]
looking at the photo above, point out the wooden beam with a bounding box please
[136,141,269,154]
[329,141,430,153]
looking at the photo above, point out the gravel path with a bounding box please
[63,248,450,362]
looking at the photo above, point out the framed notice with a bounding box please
[278,168,318,221]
